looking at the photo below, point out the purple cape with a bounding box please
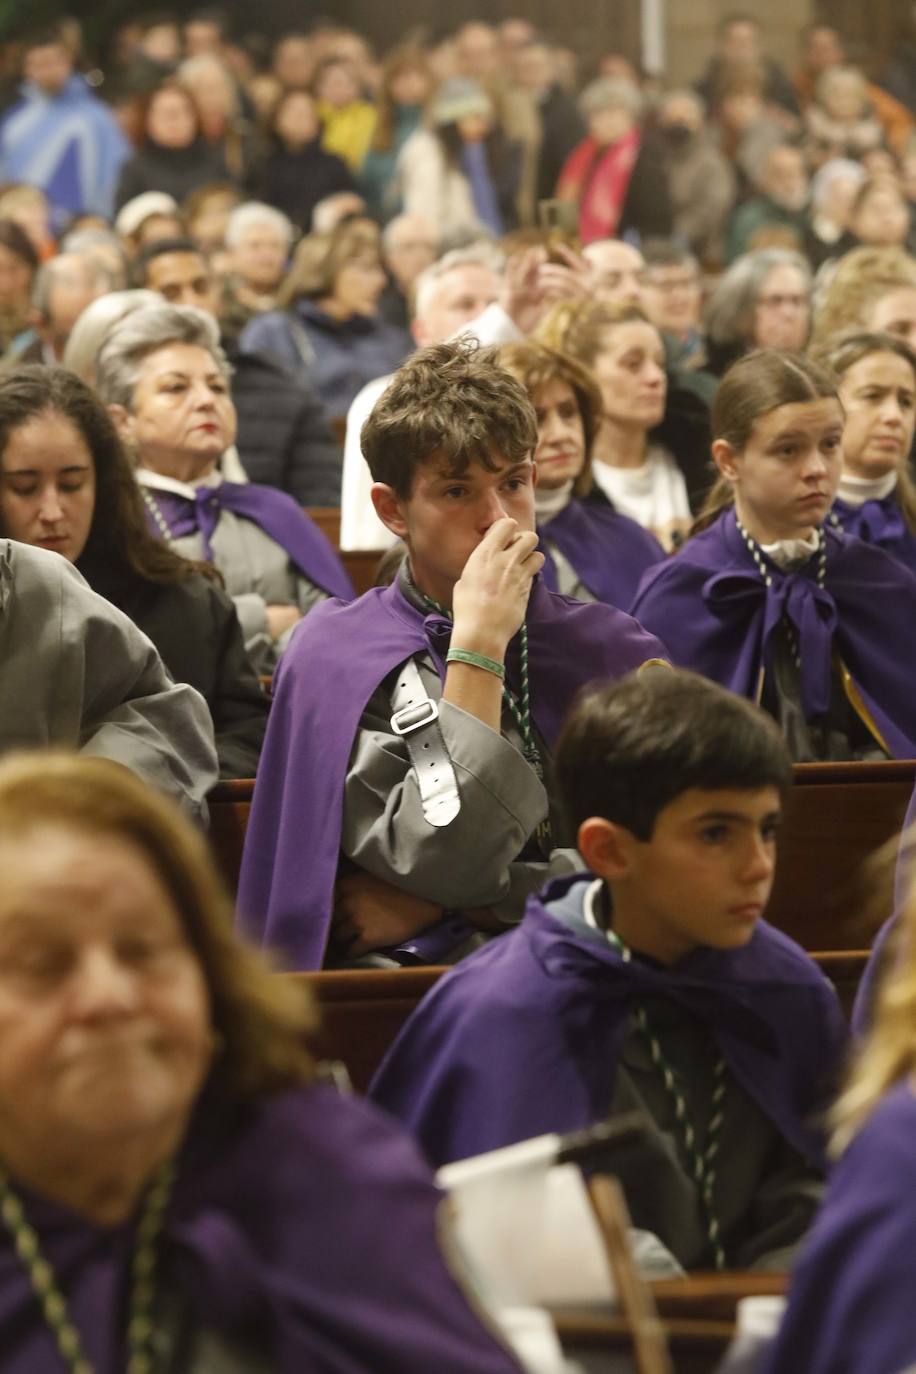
[630,508,916,757]
[538,498,664,608]
[852,779,916,1031]
[832,493,916,578]
[143,479,354,601]
[236,576,668,969]
[0,1083,521,1374]
[759,1081,916,1374]
[369,874,848,1168]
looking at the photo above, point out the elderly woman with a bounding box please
[556,77,672,244]
[499,339,663,604]
[95,304,353,670]
[0,751,524,1374]
[0,365,268,778]
[240,219,411,416]
[704,247,812,376]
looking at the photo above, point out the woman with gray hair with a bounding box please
[556,77,672,244]
[704,247,812,376]
[96,303,353,668]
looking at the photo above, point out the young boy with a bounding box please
[237,340,667,969]
[370,670,849,1271]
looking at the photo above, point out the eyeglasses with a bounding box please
[757,293,807,310]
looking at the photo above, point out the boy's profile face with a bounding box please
[600,786,781,965]
[372,448,536,604]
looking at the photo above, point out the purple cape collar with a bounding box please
[538,497,663,607]
[237,575,668,968]
[631,507,916,758]
[142,479,353,601]
[831,493,916,575]
[370,873,848,1168]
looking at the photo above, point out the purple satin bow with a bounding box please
[845,498,908,549]
[703,567,838,718]
[143,486,223,561]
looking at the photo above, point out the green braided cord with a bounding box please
[0,1158,175,1374]
[612,933,729,1271]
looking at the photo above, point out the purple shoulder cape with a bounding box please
[369,873,848,1168]
[0,1084,521,1374]
[759,1081,916,1374]
[143,479,354,601]
[630,507,916,758]
[832,493,916,579]
[538,498,664,608]
[852,778,916,1031]
[236,576,668,969]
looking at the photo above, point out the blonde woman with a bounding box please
[759,817,916,1374]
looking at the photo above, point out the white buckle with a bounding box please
[391,698,440,736]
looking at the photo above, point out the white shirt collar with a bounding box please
[535,480,574,521]
[759,529,821,570]
[135,467,223,500]
[837,471,898,507]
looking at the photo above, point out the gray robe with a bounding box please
[340,568,582,931]
[0,540,218,818]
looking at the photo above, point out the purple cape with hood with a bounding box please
[0,1082,521,1374]
[538,497,664,608]
[759,1081,916,1374]
[630,507,916,757]
[369,874,848,1169]
[236,575,668,969]
[832,492,916,579]
[143,479,354,601]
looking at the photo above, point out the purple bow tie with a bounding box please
[703,567,838,718]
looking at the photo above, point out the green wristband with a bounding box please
[446,647,506,679]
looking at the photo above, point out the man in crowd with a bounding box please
[0,28,129,227]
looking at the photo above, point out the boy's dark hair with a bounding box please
[361,339,538,498]
[555,669,792,840]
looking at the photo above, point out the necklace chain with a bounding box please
[140,488,175,546]
[604,924,728,1270]
[0,1158,175,1374]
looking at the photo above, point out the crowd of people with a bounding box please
[2,6,916,1373]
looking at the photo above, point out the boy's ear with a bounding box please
[711,438,740,483]
[371,482,409,539]
[577,817,637,881]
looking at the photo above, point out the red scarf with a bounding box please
[556,127,641,243]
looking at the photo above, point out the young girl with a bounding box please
[820,332,916,576]
[759,836,916,1374]
[537,299,709,551]
[630,349,916,761]
[499,339,663,606]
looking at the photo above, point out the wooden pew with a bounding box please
[555,1272,786,1374]
[297,952,870,1094]
[768,761,914,948]
[208,762,914,953]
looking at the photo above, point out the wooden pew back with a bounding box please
[297,952,869,1094]
[208,762,914,954]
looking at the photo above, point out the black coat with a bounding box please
[538,84,585,202]
[115,139,231,210]
[250,139,357,235]
[227,346,343,506]
[81,563,269,779]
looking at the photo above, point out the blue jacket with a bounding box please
[240,300,411,418]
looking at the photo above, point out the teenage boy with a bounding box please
[370,670,849,1272]
[238,341,668,969]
